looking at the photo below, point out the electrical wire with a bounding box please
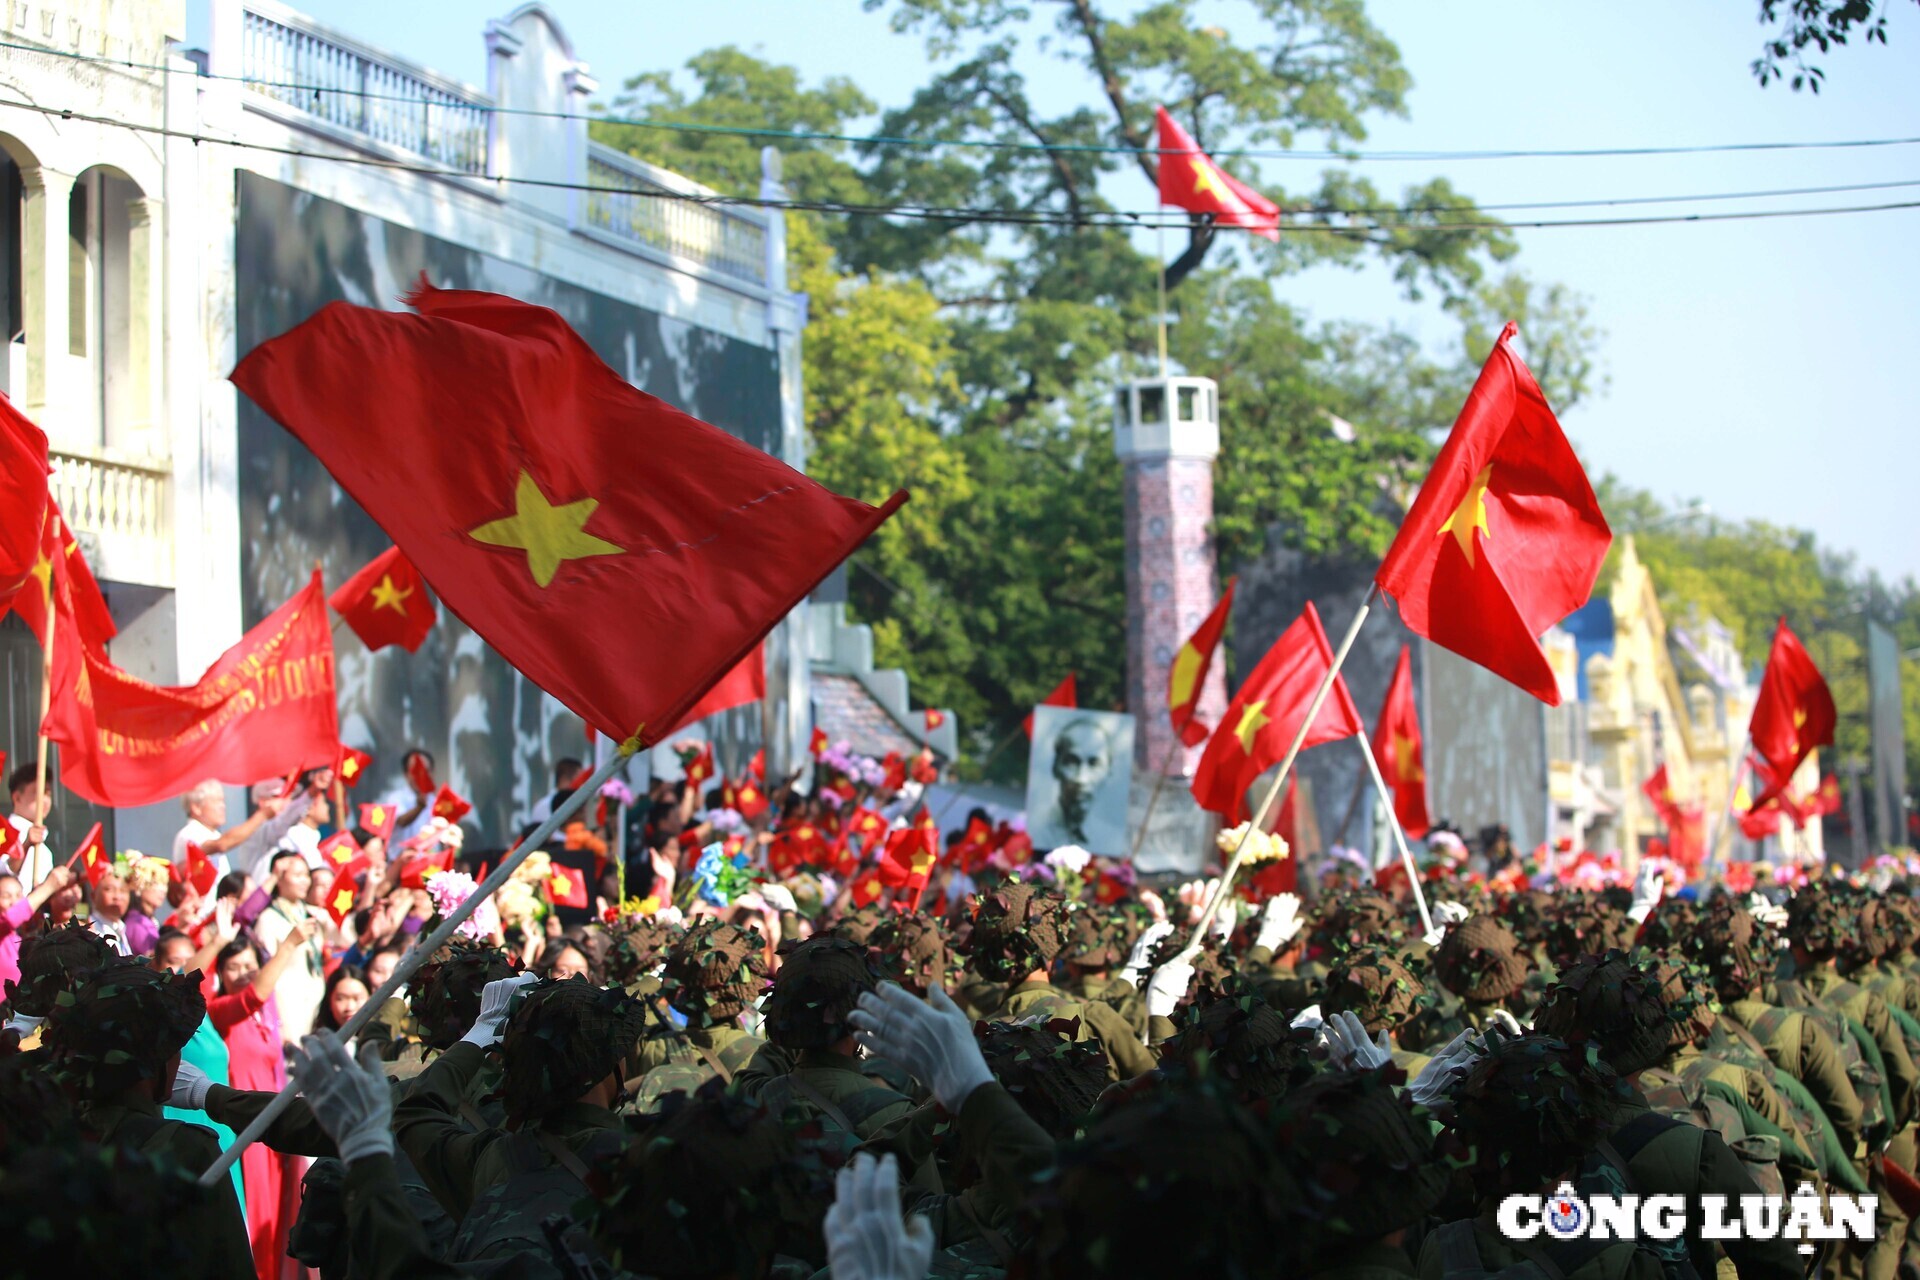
[7,97,1919,233]
[5,33,1920,164]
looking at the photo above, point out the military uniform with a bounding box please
[736,1044,922,1156]
[628,1023,764,1112]
[78,1096,258,1280]
[999,978,1156,1081]
[1418,1217,1662,1280]
[1720,997,1867,1162]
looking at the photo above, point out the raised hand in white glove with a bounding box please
[758,883,798,914]
[824,1152,935,1280]
[1485,1008,1525,1038]
[1747,893,1789,932]
[1434,900,1471,927]
[460,972,538,1048]
[1627,863,1665,925]
[1290,1003,1325,1032]
[290,1030,394,1164]
[168,1059,213,1110]
[1212,896,1239,945]
[850,983,993,1112]
[1321,1010,1393,1072]
[1118,920,1174,989]
[1407,1028,1482,1109]
[1254,893,1304,953]
[1145,955,1195,1020]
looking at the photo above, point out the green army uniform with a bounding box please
[954,973,1007,1020]
[899,1079,1057,1259]
[338,1154,475,1280]
[1239,941,1315,1012]
[999,978,1157,1081]
[1418,1217,1662,1280]
[628,1024,765,1113]
[1663,1042,1819,1173]
[78,1096,258,1280]
[1720,997,1867,1161]
[1776,962,1920,1127]
[736,1045,922,1154]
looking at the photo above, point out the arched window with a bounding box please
[67,165,148,451]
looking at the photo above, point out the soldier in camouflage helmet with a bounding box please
[38,960,255,1278]
[1320,946,1437,1077]
[1274,1067,1450,1279]
[976,1017,1109,1139]
[1016,1073,1301,1278]
[1431,915,1531,1013]
[827,902,894,946]
[1541,894,1636,972]
[629,918,768,1112]
[737,935,922,1157]
[869,910,957,998]
[604,912,680,995]
[3,920,117,1038]
[964,882,1156,1081]
[1307,886,1409,973]
[1421,1035,1657,1280]
[1159,980,1316,1105]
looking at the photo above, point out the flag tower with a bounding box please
[1115,375,1230,868]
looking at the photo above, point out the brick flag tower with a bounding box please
[1116,375,1229,871]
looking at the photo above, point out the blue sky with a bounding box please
[200,1,1920,584]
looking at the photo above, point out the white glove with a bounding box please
[460,972,538,1048]
[1627,863,1664,925]
[1254,893,1304,953]
[168,1059,213,1110]
[1118,920,1174,988]
[1747,893,1789,931]
[1289,1004,1325,1032]
[1485,1008,1525,1038]
[1212,896,1238,945]
[1145,956,1195,1020]
[824,1152,935,1280]
[758,883,798,914]
[1407,1028,1483,1109]
[1321,1010,1393,1071]
[1434,900,1471,927]
[850,983,994,1112]
[290,1031,394,1164]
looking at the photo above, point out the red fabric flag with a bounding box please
[1370,645,1432,839]
[546,862,589,909]
[1023,673,1079,739]
[1747,620,1836,809]
[809,728,829,759]
[358,802,398,843]
[1811,775,1843,818]
[845,807,889,856]
[0,394,49,613]
[322,864,364,927]
[733,779,770,821]
[329,545,436,653]
[67,823,107,884]
[1190,602,1364,825]
[335,746,374,788]
[1640,764,1679,824]
[45,573,340,807]
[316,831,363,872]
[1374,324,1611,706]
[996,828,1034,866]
[910,748,939,785]
[8,502,116,654]
[406,754,436,797]
[848,867,887,910]
[667,643,766,736]
[400,846,454,889]
[749,749,765,782]
[178,842,218,897]
[924,708,947,732]
[232,283,904,745]
[1154,107,1280,240]
[878,826,937,891]
[430,785,472,825]
[952,815,996,871]
[1169,580,1235,747]
[881,752,907,792]
[680,742,716,791]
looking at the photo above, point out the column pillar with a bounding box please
[124,194,163,457]
[19,164,74,424]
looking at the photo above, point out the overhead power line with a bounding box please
[3,35,1919,165]
[6,97,1919,235]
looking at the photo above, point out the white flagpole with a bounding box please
[199,738,640,1186]
[1353,729,1435,939]
[1185,586,1376,952]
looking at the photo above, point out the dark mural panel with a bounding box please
[1867,620,1909,853]
[1424,644,1549,852]
[235,172,782,843]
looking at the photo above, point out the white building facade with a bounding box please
[0,0,816,851]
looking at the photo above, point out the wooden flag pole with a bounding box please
[31,579,58,856]
[1128,729,1190,862]
[1155,214,1170,378]
[199,736,641,1187]
[1184,586,1377,953]
[1352,730,1435,939]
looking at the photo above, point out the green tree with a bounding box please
[1752,0,1915,91]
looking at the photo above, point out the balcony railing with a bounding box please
[584,142,770,287]
[240,0,490,175]
[50,450,172,588]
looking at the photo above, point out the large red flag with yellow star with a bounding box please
[1747,619,1835,810]
[1190,602,1363,825]
[1370,644,1431,839]
[1168,579,1235,747]
[0,394,49,616]
[1373,323,1609,706]
[330,544,436,653]
[1155,107,1280,240]
[232,283,907,745]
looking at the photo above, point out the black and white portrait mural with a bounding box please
[1026,706,1136,855]
[234,172,783,844]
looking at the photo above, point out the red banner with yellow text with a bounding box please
[47,573,340,807]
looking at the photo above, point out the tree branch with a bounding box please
[1061,0,1157,188]
[1165,217,1216,292]
[979,83,1085,223]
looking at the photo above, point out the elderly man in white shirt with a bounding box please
[172,778,296,880]
[6,761,53,890]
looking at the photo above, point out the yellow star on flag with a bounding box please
[331,887,355,916]
[1392,732,1423,783]
[468,471,624,588]
[369,573,414,615]
[1234,700,1271,754]
[1436,464,1494,567]
[1190,156,1232,202]
[1169,643,1203,707]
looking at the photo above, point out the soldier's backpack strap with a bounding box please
[533,1129,594,1184]
[952,1195,1017,1265]
[1598,1109,1688,1171]
[790,1073,862,1137]
[688,1038,733,1084]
